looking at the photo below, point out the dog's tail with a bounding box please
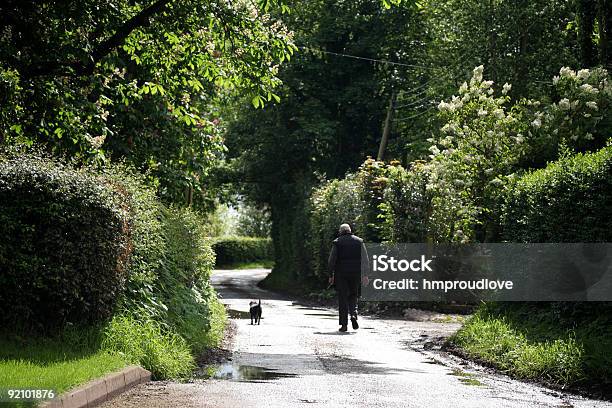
[258,299,261,306]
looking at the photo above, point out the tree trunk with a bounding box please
[578,0,597,67]
[598,0,611,68]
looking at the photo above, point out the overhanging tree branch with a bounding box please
[21,0,173,78]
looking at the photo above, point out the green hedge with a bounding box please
[307,159,431,283]
[503,145,612,242]
[0,153,131,332]
[102,166,220,356]
[212,237,273,267]
[0,152,224,378]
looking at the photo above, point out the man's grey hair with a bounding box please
[339,223,352,234]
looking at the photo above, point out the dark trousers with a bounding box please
[336,274,359,326]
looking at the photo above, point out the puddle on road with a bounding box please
[206,364,298,382]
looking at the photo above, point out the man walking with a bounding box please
[328,223,369,332]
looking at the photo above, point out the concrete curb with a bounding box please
[41,365,151,408]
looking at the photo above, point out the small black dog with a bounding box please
[249,299,262,325]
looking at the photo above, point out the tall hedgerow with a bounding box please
[0,152,131,332]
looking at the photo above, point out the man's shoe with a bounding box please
[350,316,359,330]
[339,325,348,332]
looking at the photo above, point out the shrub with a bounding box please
[502,145,612,242]
[0,153,131,332]
[0,152,224,378]
[212,236,273,267]
[379,161,431,243]
[103,168,222,356]
[308,159,390,281]
[161,207,219,353]
[309,173,365,280]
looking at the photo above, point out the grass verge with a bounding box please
[0,329,127,407]
[449,302,612,397]
[0,296,228,407]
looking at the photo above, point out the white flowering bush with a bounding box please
[426,65,612,243]
[427,66,532,242]
[544,67,611,150]
[306,66,611,256]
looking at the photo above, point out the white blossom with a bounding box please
[459,82,468,94]
[560,67,576,78]
[441,123,457,134]
[493,109,505,119]
[580,84,598,94]
[502,83,512,95]
[558,98,571,111]
[531,118,542,128]
[577,69,590,80]
[90,135,106,149]
[482,80,494,89]
[586,101,598,110]
[552,76,560,85]
[438,101,451,111]
[473,65,484,82]
[451,95,463,109]
[478,108,488,117]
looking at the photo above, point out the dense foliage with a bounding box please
[212,237,274,267]
[224,0,611,287]
[0,152,223,377]
[236,204,272,238]
[101,164,224,369]
[299,66,612,287]
[0,153,131,331]
[0,0,294,208]
[503,145,612,243]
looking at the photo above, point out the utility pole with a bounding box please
[377,91,396,161]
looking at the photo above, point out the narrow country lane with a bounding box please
[100,269,611,408]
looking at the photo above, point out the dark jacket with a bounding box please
[328,233,369,277]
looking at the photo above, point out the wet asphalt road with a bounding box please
[100,268,611,408]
